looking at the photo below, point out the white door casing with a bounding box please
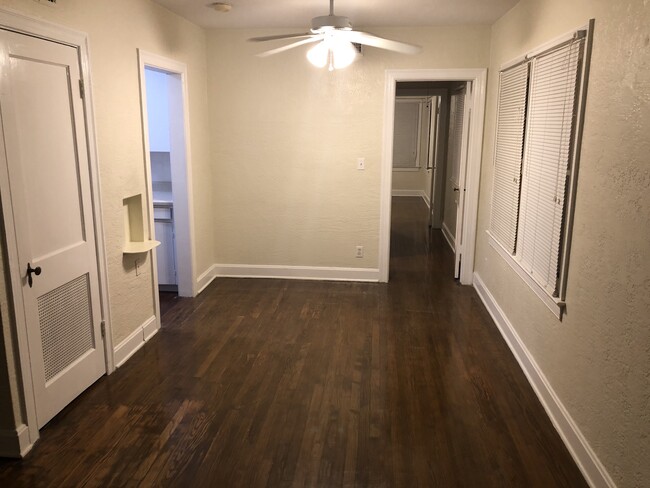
[0,29,106,428]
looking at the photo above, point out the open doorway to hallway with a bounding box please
[390,80,473,278]
[379,68,486,285]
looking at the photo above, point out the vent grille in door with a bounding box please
[38,274,95,382]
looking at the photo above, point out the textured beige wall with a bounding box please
[0,0,212,427]
[207,26,491,268]
[475,0,650,486]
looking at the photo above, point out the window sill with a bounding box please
[487,231,565,320]
[393,167,421,172]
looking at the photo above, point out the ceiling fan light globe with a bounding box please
[331,39,357,69]
[307,42,329,68]
[307,37,357,70]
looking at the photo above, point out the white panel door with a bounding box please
[428,96,441,227]
[0,29,106,428]
[452,83,472,279]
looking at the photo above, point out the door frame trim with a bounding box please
[137,50,198,307]
[380,69,487,284]
[0,8,113,453]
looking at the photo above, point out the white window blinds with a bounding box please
[489,31,588,307]
[516,40,584,295]
[490,63,529,253]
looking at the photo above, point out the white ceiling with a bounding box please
[152,0,519,29]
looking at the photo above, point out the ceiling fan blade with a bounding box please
[256,36,324,58]
[248,33,313,42]
[341,31,422,54]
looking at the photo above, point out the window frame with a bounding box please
[487,21,594,319]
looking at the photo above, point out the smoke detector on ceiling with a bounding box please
[209,2,232,13]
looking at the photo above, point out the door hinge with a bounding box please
[100,321,106,338]
[79,79,85,99]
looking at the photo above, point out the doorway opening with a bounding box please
[391,81,471,276]
[138,51,197,328]
[380,69,487,285]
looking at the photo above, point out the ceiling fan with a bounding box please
[248,0,422,71]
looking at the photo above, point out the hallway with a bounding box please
[0,197,586,487]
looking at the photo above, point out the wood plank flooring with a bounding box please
[0,197,588,487]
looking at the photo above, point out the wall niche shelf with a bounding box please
[123,240,160,254]
[123,194,160,254]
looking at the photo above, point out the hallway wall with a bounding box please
[475,0,650,486]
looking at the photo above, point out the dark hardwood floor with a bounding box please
[159,291,182,316]
[0,197,587,487]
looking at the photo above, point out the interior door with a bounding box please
[0,29,106,428]
[427,96,440,227]
[453,82,473,278]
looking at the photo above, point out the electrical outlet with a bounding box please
[357,158,365,170]
[355,245,364,258]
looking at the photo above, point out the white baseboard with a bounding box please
[422,190,431,208]
[114,315,158,368]
[196,264,218,294]
[441,222,455,251]
[143,315,158,341]
[392,189,422,197]
[211,264,380,282]
[0,424,32,458]
[473,273,616,488]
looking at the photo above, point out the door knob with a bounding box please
[26,262,41,288]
